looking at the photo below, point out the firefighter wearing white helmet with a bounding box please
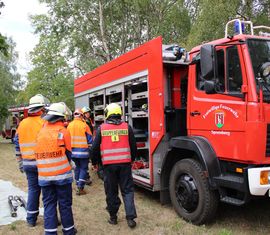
[14,94,48,227]
[81,106,94,134]
[91,103,138,228]
[28,94,48,114]
[35,102,76,235]
[81,106,94,186]
[67,108,93,195]
[43,102,66,123]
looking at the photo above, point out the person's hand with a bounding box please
[19,161,24,173]
[70,160,76,170]
[92,164,98,172]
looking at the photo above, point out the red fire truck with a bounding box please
[74,19,270,224]
[1,106,28,142]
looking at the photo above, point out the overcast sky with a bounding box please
[0,0,47,76]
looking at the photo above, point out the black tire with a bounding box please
[169,158,219,225]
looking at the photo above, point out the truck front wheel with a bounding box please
[169,158,219,225]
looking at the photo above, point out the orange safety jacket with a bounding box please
[100,122,131,165]
[16,116,44,168]
[35,122,73,186]
[67,117,92,158]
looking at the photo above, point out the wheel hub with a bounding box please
[175,174,199,213]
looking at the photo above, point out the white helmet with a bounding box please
[47,103,66,116]
[59,102,72,118]
[43,102,69,123]
[28,94,48,114]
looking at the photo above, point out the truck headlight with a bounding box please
[260,171,270,185]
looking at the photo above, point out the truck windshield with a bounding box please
[247,39,270,101]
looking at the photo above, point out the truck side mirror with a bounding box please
[200,44,215,80]
[204,80,216,94]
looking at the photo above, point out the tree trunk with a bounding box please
[98,0,111,62]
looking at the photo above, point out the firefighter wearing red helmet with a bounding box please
[67,108,93,195]
[35,102,76,235]
[14,94,48,227]
[91,103,138,228]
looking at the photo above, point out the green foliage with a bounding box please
[0,38,21,126]
[0,33,9,57]
[0,2,8,57]
[218,228,233,235]
[18,0,269,111]
[186,0,240,49]
[17,27,74,110]
[33,0,190,71]
[186,0,270,49]
[10,223,16,231]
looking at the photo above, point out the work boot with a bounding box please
[85,178,92,186]
[76,188,87,196]
[108,216,117,225]
[127,219,136,228]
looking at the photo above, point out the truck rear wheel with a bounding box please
[169,158,219,225]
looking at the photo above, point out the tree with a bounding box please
[21,0,191,110]
[23,0,269,113]
[186,0,240,49]
[16,26,74,110]
[0,38,21,126]
[32,0,191,74]
[0,1,9,57]
[186,0,270,49]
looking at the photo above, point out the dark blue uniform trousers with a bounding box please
[25,170,41,225]
[42,183,75,235]
[103,163,137,220]
[72,158,89,189]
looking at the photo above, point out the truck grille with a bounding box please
[266,124,270,157]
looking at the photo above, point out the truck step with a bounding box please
[220,196,245,206]
[213,174,245,191]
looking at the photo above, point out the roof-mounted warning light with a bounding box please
[225,19,270,38]
[225,19,254,38]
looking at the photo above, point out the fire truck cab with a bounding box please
[74,19,270,224]
[1,106,28,142]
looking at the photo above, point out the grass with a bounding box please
[1,137,270,234]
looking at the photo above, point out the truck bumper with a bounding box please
[248,167,270,196]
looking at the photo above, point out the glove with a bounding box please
[18,161,24,173]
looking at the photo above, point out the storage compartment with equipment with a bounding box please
[89,90,105,126]
[125,78,150,180]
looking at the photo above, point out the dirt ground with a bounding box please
[1,138,270,235]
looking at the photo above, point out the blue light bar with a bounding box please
[234,21,245,34]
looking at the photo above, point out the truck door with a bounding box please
[189,45,247,161]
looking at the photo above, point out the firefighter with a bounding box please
[91,103,138,228]
[81,106,94,185]
[14,94,47,227]
[81,106,94,134]
[35,102,76,235]
[67,108,93,195]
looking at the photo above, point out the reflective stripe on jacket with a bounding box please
[35,122,72,186]
[100,122,131,165]
[16,116,44,169]
[67,118,92,158]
